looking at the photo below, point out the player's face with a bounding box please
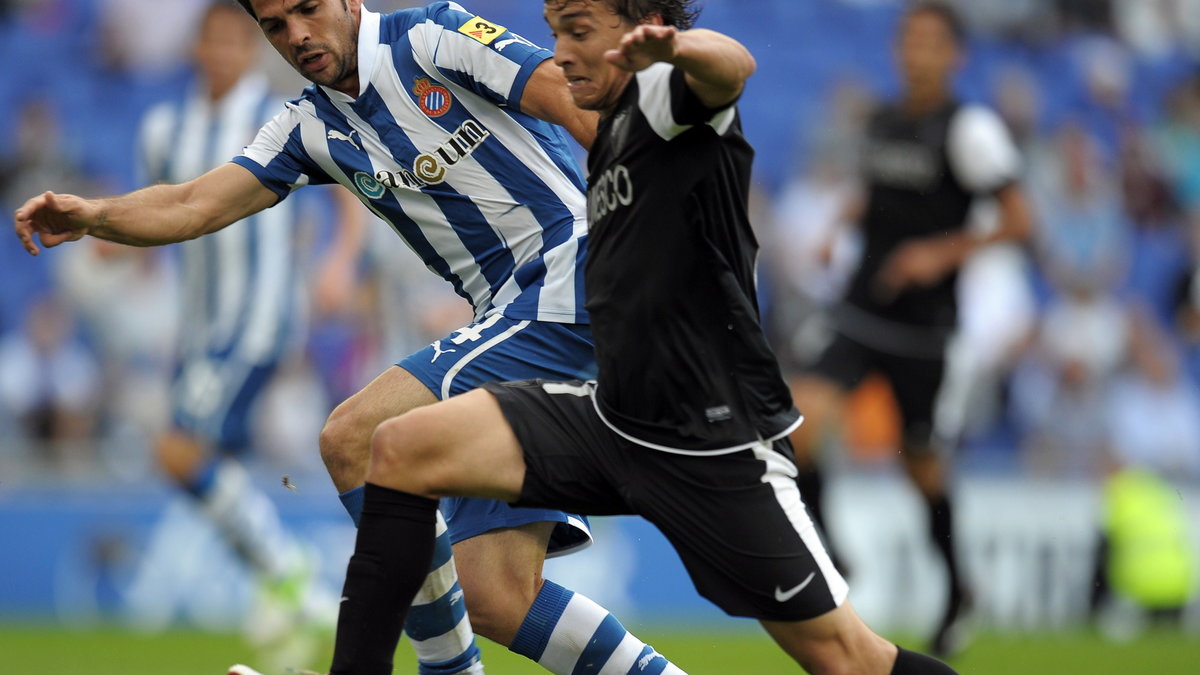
[896,10,959,97]
[250,0,362,95]
[194,8,260,92]
[546,0,637,114]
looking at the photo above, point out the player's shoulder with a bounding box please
[947,103,1011,144]
[379,1,476,37]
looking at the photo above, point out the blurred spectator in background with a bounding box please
[53,240,178,476]
[1010,293,1130,478]
[1112,0,1200,60]
[788,1,1033,657]
[1107,311,1200,480]
[1155,73,1200,214]
[96,0,209,79]
[0,294,100,467]
[1087,313,1200,636]
[1028,123,1132,293]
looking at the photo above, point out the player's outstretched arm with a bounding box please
[520,59,600,150]
[607,26,755,109]
[13,163,278,256]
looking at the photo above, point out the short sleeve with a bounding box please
[412,2,553,108]
[947,105,1021,194]
[636,64,738,142]
[230,106,330,201]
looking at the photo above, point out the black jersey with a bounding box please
[583,64,800,453]
[844,100,1018,334]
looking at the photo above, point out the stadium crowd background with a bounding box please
[2,0,1200,640]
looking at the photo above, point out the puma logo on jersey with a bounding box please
[430,340,457,362]
[636,650,663,669]
[327,128,360,150]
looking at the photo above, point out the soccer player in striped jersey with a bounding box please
[298,0,959,673]
[14,2,681,674]
[137,1,348,654]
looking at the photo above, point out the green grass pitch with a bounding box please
[0,624,1197,673]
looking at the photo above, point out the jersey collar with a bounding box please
[322,4,380,102]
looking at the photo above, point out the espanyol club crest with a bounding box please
[414,77,452,117]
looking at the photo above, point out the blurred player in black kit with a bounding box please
[790,0,1033,658]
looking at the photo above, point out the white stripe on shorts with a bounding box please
[439,320,531,399]
[751,441,850,607]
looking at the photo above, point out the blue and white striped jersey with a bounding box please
[232,2,589,325]
[141,72,300,366]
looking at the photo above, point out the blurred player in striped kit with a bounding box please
[15,1,683,673]
[138,1,349,654]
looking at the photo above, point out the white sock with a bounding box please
[510,580,686,674]
[405,511,485,675]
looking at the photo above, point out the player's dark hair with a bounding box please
[232,0,349,22]
[905,1,965,44]
[545,0,700,30]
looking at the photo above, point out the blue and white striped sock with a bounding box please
[510,580,685,675]
[404,511,484,675]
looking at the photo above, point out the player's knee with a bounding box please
[369,411,453,495]
[319,399,370,471]
[153,431,204,484]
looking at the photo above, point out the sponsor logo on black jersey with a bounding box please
[587,164,633,222]
[864,140,939,190]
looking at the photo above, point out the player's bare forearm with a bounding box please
[993,183,1033,245]
[607,26,755,108]
[13,163,277,255]
[669,29,756,107]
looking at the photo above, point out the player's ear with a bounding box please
[642,13,664,27]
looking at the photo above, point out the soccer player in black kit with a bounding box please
[790,1,1033,658]
[311,1,958,673]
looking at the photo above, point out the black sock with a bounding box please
[927,493,963,596]
[891,645,959,674]
[329,483,438,675]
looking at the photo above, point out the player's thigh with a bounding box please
[634,441,848,621]
[879,352,946,451]
[760,600,896,674]
[326,365,438,436]
[370,388,527,502]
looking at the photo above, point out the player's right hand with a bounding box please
[13,191,94,256]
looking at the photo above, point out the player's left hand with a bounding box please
[873,238,957,301]
[606,25,679,72]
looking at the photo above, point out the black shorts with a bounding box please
[811,330,946,451]
[482,379,849,622]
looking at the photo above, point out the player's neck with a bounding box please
[901,87,949,116]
